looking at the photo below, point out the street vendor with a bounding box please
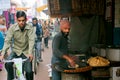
[51,19,76,80]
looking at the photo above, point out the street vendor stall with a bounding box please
[47,0,120,80]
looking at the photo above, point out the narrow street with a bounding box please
[0,40,52,80]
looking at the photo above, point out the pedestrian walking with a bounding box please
[0,15,7,38]
[32,17,43,62]
[0,15,7,71]
[43,20,50,48]
[0,31,4,71]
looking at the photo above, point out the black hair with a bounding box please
[32,17,38,21]
[16,11,27,19]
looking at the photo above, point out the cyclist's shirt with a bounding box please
[1,23,35,56]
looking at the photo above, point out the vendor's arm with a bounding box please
[52,33,76,67]
[63,55,76,67]
[52,34,64,58]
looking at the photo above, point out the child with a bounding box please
[0,31,4,71]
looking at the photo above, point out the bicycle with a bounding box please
[34,41,38,75]
[34,38,42,74]
[2,58,28,80]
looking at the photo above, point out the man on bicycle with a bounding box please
[32,17,43,62]
[0,11,35,80]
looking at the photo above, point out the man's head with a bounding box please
[32,17,38,26]
[60,20,70,36]
[16,11,27,29]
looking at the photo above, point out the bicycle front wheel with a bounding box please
[34,48,37,75]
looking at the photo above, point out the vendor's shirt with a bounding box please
[52,32,69,58]
[1,23,35,56]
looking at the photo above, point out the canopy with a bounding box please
[16,7,30,11]
[42,9,48,15]
[36,4,47,12]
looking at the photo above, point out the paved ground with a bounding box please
[0,40,52,80]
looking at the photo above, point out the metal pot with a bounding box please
[91,44,106,57]
[106,48,120,61]
[98,48,106,57]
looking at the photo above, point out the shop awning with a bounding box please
[16,7,30,11]
[36,4,47,12]
[42,9,48,15]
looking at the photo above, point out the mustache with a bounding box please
[62,32,69,36]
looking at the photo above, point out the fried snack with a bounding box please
[63,66,92,73]
[75,64,79,68]
[68,64,79,68]
[87,56,110,67]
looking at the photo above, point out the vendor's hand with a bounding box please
[68,58,76,68]
[26,54,33,62]
[63,55,76,68]
[70,55,79,62]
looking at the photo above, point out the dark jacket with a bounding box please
[33,23,43,36]
[33,23,43,41]
[52,32,69,59]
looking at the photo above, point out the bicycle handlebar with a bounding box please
[1,58,28,63]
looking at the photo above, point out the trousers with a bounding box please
[5,52,33,80]
[35,40,42,60]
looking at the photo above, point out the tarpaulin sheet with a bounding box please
[69,16,99,52]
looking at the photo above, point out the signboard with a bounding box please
[0,0,11,10]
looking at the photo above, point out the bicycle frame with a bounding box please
[34,39,40,74]
[3,58,28,80]
[34,40,38,75]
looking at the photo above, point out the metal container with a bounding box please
[62,73,85,80]
[109,67,120,80]
[106,48,120,61]
[99,48,106,57]
[91,44,106,57]
[91,46,99,54]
